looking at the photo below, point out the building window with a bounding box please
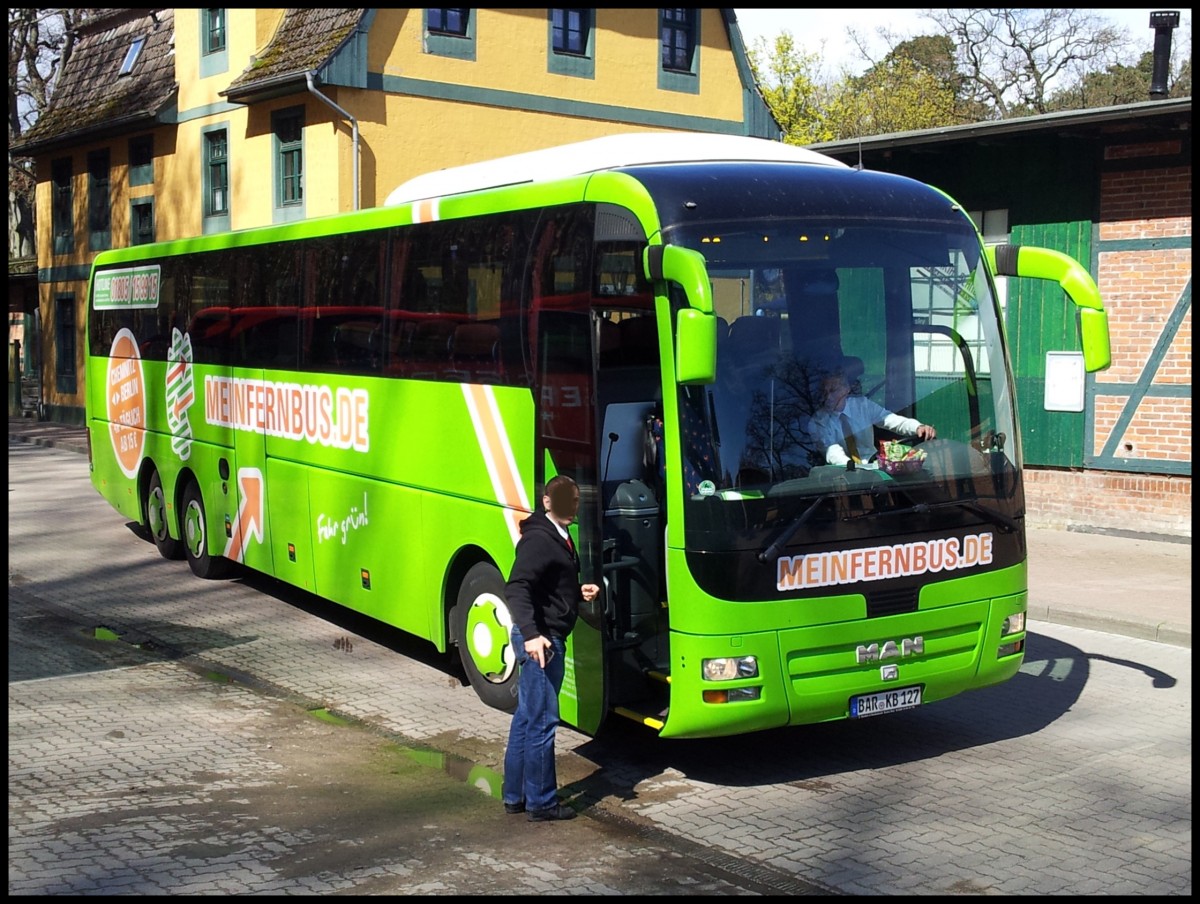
[659,8,700,94]
[910,209,1009,378]
[202,125,230,233]
[87,149,111,252]
[55,295,76,395]
[273,107,304,222]
[129,135,154,187]
[203,8,226,53]
[206,131,228,215]
[119,35,145,76]
[969,206,1011,316]
[425,8,476,60]
[552,9,587,54]
[200,9,228,77]
[51,157,74,255]
[130,198,155,245]
[548,9,594,78]
[969,208,1011,244]
[428,8,468,35]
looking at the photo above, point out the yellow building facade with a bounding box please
[15,8,778,422]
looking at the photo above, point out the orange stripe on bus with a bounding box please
[465,383,525,514]
[414,198,439,223]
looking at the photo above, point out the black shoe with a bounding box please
[503,801,525,815]
[527,803,576,822]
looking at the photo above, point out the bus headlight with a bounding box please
[702,655,758,681]
[1001,612,1025,636]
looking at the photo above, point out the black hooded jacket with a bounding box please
[506,510,583,642]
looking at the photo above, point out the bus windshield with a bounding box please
[662,216,1019,570]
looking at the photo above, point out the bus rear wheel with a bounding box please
[181,481,231,580]
[453,562,519,713]
[146,470,183,560]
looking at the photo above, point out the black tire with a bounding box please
[181,481,231,580]
[145,470,183,560]
[452,562,519,713]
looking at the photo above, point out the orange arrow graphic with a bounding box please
[224,467,264,562]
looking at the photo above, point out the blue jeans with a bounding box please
[502,627,566,813]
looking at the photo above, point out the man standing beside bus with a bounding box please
[502,475,600,822]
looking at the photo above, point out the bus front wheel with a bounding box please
[181,481,231,580]
[453,562,519,714]
[146,470,183,560]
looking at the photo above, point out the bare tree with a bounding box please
[8,8,90,259]
[921,9,1129,118]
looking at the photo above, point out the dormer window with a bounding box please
[119,36,146,76]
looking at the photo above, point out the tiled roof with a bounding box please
[223,9,367,102]
[13,9,176,155]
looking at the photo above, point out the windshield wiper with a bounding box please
[846,497,1020,533]
[757,492,833,562]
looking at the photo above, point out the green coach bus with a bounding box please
[85,132,1110,739]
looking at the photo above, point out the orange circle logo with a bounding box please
[107,328,146,477]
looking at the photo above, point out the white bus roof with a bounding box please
[384,131,847,206]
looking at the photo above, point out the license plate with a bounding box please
[850,685,922,718]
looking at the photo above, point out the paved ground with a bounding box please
[11,440,814,895]
[8,432,1191,894]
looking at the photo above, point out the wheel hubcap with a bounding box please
[464,593,515,683]
[185,501,204,558]
[148,488,166,539]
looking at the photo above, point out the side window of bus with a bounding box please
[387,214,533,385]
[300,233,386,375]
[136,310,177,360]
[223,244,299,371]
[183,250,235,366]
[188,306,232,365]
[530,205,597,470]
[89,269,133,359]
[88,267,133,359]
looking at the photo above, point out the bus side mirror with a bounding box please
[644,244,716,384]
[644,245,713,313]
[988,243,1111,372]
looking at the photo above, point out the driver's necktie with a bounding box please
[840,413,861,463]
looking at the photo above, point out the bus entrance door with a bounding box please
[603,479,667,719]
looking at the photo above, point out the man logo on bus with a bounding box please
[856,636,924,664]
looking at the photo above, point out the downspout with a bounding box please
[305,71,359,210]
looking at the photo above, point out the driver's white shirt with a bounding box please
[810,396,922,466]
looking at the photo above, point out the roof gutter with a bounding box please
[305,71,359,211]
[12,110,160,157]
[810,97,1192,155]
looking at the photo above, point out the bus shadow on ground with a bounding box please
[229,563,468,685]
[570,629,1181,793]
[8,584,256,683]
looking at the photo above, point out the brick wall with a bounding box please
[1067,139,1192,537]
[1025,467,1191,538]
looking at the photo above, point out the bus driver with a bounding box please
[809,364,936,467]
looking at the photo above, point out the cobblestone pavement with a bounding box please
[9,583,831,896]
[8,440,824,896]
